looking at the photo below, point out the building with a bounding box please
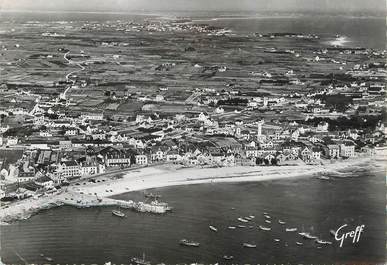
[81,113,104,120]
[135,154,148,165]
[340,142,356,158]
[59,161,81,179]
[316,121,329,132]
[327,144,340,159]
[99,147,132,167]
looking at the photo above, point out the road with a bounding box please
[61,51,86,99]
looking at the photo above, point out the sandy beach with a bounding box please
[72,156,373,197]
[0,156,376,224]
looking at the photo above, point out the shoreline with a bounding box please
[0,156,379,224]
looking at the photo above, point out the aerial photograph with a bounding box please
[0,0,386,264]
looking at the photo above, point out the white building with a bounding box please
[135,155,148,165]
[340,142,356,158]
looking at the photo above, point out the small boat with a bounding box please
[249,215,255,219]
[237,217,249,223]
[180,239,200,247]
[286,228,297,232]
[318,176,330,180]
[209,225,218,232]
[223,255,234,260]
[296,242,303,246]
[278,220,286,225]
[245,216,252,221]
[264,215,271,219]
[237,225,246,228]
[40,254,44,257]
[243,243,257,248]
[274,238,281,242]
[112,209,125,217]
[228,226,236,230]
[263,212,269,215]
[265,220,271,224]
[299,232,318,240]
[130,253,151,265]
[45,257,53,262]
[259,225,271,231]
[316,239,333,245]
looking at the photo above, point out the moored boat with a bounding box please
[315,238,333,245]
[223,255,234,260]
[179,239,200,247]
[243,243,257,248]
[237,225,246,228]
[299,232,318,239]
[112,209,125,217]
[318,175,330,180]
[209,225,218,232]
[259,225,271,231]
[296,241,303,246]
[278,220,286,224]
[286,228,297,232]
[237,217,249,223]
[228,226,236,229]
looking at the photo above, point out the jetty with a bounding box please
[0,191,171,224]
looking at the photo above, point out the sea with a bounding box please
[0,11,386,264]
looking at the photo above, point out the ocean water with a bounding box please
[0,11,385,49]
[1,160,385,264]
[199,15,386,49]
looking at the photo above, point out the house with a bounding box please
[300,147,312,161]
[245,147,260,158]
[34,176,55,189]
[214,107,224,114]
[151,148,165,161]
[39,131,52,137]
[327,144,340,159]
[166,150,182,162]
[81,113,104,120]
[6,137,18,146]
[340,142,356,158]
[135,154,148,165]
[59,161,81,179]
[99,147,133,167]
[316,121,329,132]
[79,157,105,176]
[276,153,287,163]
[59,140,72,149]
[311,147,322,160]
[65,128,78,136]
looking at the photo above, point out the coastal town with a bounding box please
[0,17,386,224]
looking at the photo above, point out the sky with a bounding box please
[0,0,385,13]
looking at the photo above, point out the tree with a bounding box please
[255,157,263,165]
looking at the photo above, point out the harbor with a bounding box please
[1,159,385,264]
